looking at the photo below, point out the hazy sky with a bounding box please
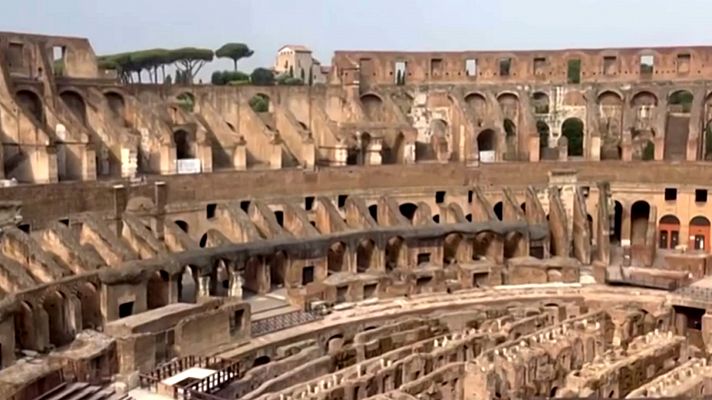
[5,0,712,78]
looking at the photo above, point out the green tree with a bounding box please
[211,70,249,85]
[289,65,294,77]
[251,68,275,85]
[249,94,269,112]
[170,47,214,84]
[215,43,254,71]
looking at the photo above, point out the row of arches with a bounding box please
[15,282,101,351]
[658,214,711,251]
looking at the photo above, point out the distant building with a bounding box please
[275,45,328,84]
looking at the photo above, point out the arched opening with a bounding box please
[443,233,463,265]
[16,90,44,123]
[177,92,195,112]
[531,92,549,114]
[385,236,404,272]
[174,129,193,160]
[465,92,487,122]
[213,260,229,296]
[76,283,101,330]
[669,90,694,114]
[428,119,450,162]
[611,201,623,244]
[60,90,87,124]
[328,242,346,274]
[178,266,196,303]
[537,121,553,159]
[493,201,503,221]
[587,214,594,244]
[358,132,372,165]
[598,91,624,160]
[249,93,270,113]
[690,216,711,251]
[562,118,584,157]
[174,220,189,233]
[269,251,288,290]
[666,90,694,161]
[199,233,208,248]
[368,204,378,223]
[360,94,384,121]
[147,270,171,309]
[477,129,496,163]
[399,202,418,221]
[496,92,519,120]
[44,291,71,347]
[659,215,680,250]
[252,355,271,367]
[15,301,39,351]
[104,91,126,122]
[504,231,525,259]
[631,201,651,245]
[357,239,375,273]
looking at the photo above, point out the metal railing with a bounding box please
[250,310,321,337]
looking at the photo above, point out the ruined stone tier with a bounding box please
[3,32,712,184]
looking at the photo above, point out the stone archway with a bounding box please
[665,90,694,161]
[658,215,680,249]
[43,291,72,347]
[385,236,405,272]
[104,91,126,121]
[598,91,624,160]
[328,242,347,273]
[360,94,384,121]
[76,282,101,329]
[60,90,87,123]
[178,266,197,303]
[689,216,711,251]
[16,89,44,123]
[399,202,418,222]
[174,129,194,160]
[147,270,171,309]
[269,251,288,289]
[357,239,376,273]
[477,129,496,163]
[443,233,463,265]
[631,201,651,245]
[562,118,584,157]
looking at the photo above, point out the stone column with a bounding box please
[233,140,247,170]
[113,184,127,238]
[228,271,244,299]
[197,275,211,298]
[269,136,283,169]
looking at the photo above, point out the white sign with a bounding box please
[176,159,201,174]
[479,151,495,163]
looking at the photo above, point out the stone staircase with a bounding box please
[664,114,690,161]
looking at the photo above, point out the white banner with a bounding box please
[479,151,495,163]
[177,159,201,174]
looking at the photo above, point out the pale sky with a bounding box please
[5,0,712,79]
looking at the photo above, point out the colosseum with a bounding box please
[3,31,712,400]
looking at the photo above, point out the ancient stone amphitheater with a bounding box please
[2,32,712,400]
